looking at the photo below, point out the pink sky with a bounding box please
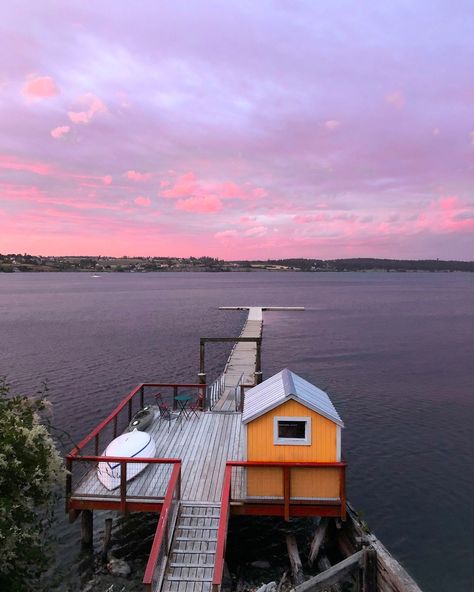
[1,1,473,259]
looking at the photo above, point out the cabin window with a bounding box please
[273,416,311,445]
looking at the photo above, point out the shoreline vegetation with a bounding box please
[1,253,473,273]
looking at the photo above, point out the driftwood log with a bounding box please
[308,518,329,566]
[286,534,305,585]
[295,550,365,592]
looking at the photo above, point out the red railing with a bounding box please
[66,382,204,512]
[212,460,347,592]
[143,461,182,592]
[70,382,206,457]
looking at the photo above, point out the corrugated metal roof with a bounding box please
[242,368,344,427]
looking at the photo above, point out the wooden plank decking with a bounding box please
[71,410,245,505]
[212,307,263,411]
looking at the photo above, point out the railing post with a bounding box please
[283,466,291,521]
[173,385,178,410]
[200,339,205,374]
[340,464,347,521]
[140,385,144,408]
[198,373,206,410]
[256,338,262,374]
[239,385,245,411]
[120,461,127,514]
[65,457,72,514]
[128,399,132,423]
[94,433,99,456]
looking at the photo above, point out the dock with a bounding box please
[65,305,419,592]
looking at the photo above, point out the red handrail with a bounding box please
[212,460,347,590]
[69,382,206,456]
[226,460,346,467]
[212,464,232,592]
[143,461,182,591]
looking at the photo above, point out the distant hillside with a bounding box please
[1,253,473,272]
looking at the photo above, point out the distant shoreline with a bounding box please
[1,254,473,273]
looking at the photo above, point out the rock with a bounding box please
[266,582,277,592]
[107,557,131,577]
[251,560,271,569]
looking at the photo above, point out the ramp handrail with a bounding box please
[143,461,182,592]
[212,464,232,592]
[207,373,226,409]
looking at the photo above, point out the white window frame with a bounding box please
[273,416,311,446]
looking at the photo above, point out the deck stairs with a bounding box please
[160,502,221,592]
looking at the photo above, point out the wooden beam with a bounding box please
[286,535,305,585]
[362,547,377,592]
[317,556,342,592]
[294,550,364,592]
[308,518,329,566]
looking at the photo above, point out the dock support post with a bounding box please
[198,372,206,409]
[256,339,262,376]
[102,518,113,563]
[362,547,377,592]
[254,371,263,385]
[81,510,93,548]
[200,339,205,374]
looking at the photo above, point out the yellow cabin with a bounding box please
[242,369,345,513]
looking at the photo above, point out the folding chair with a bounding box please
[155,392,173,430]
[188,393,204,419]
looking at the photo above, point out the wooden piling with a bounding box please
[286,534,305,585]
[102,517,113,562]
[81,509,93,548]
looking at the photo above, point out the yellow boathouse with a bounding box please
[242,368,345,504]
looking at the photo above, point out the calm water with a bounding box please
[0,272,473,591]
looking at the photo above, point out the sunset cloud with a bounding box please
[68,94,107,125]
[134,195,151,207]
[385,90,405,110]
[176,195,222,213]
[324,120,341,130]
[50,125,70,139]
[127,170,152,181]
[22,75,59,99]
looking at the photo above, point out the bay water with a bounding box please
[0,271,472,591]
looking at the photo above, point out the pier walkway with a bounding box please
[66,307,312,592]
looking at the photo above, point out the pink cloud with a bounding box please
[324,120,341,130]
[50,125,70,139]
[102,175,113,185]
[385,90,405,110]
[0,154,50,175]
[245,225,267,237]
[127,170,152,181]
[134,195,151,207]
[215,230,238,240]
[252,187,268,199]
[68,94,107,125]
[176,195,222,213]
[162,172,197,199]
[161,172,268,204]
[22,75,59,99]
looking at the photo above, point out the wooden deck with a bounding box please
[71,410,245,505]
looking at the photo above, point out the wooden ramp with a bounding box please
[212,307,263,411]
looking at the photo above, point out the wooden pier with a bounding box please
[65,306,420,592]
